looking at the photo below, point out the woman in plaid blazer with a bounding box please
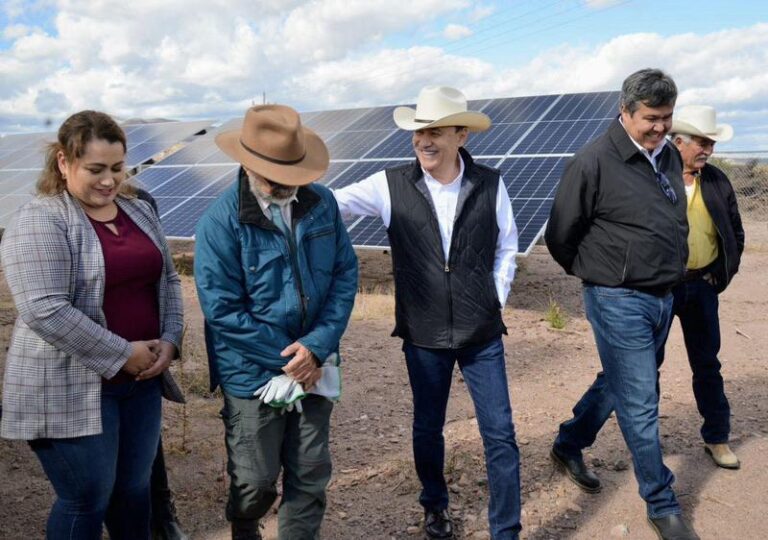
[0,111,183,539]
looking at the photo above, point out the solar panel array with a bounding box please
[135,91,619,252]
[0,92,620,253]
[0,120,213,227]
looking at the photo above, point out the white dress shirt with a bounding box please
[333,155,518,305]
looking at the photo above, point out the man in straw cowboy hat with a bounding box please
[194,105,358,539]
[662,105,744,469]
[545,69,700,540]
[334,86,521,539]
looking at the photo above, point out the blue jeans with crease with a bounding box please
[554,285,680,519]
[30,378,162,540]
[404,337,521,540]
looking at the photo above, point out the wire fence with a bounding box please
[711,151,768,222]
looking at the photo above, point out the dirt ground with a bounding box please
[0,223,767,540]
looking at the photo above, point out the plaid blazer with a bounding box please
[0,192,184,440]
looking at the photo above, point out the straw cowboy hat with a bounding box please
[393,86,491,132]
[672,105,734,143]
[215,104,329,186]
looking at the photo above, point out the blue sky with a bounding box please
[1,0,767,150]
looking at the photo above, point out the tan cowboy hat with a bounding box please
[393,86,491,132]
[215,104,329,186]
[672,105,733,142]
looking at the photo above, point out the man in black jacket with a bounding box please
[665,105,744,469]
[545,69,699,540]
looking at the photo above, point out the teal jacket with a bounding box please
[195,170,358,397]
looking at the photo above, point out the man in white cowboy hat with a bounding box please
[194,105,358,540]
[663,105,744,469]
[334,86,521,539]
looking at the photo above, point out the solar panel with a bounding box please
[0,120,216,227]
[124,120,213,167]
[0,92,621,251]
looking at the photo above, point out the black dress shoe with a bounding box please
[231,519,263,540]
[648,514,700,540]
[424,509,454,539]
[550,445,601,493]
[152,519,189,540]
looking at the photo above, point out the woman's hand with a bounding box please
[123,340,160,375]
[136,340,177,381]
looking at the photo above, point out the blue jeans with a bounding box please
[404,337,521,540]
[30,378,162,540]
[555,285,679,518]
[659,278,730,443]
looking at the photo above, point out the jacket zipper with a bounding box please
[621,243,631,283]
[701,179,727,286]
[418,187,454,348]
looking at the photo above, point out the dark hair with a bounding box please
[37,110,130,196]
[620,68,678,115]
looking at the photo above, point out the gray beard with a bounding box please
[247,175,297,203]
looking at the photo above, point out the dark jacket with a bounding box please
[386,148,506,349]
[194,170,358,397]
[698,162,745,293]
[545,119,688,292]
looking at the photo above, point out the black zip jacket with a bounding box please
[545,119,688,292]
[698,162,745,293]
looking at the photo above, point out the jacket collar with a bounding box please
[237,167,321,227]
[609,116,670,164]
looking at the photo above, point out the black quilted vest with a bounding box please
[386,148,507,349]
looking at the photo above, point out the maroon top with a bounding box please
[88,206,163,383]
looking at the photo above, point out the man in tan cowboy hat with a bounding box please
[663,105,744,469]
[194,105,358,540]
[334,86,521,539]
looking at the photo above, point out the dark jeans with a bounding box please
[555,285,679,519]
[404,337,521,540]
[659,277,731,443]
[30,378,162,540]
[221,393,333,539]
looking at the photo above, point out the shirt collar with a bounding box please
[421,153,465,186]
[249,184,298,213]
[619,116,667,164]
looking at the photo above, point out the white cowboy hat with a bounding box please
[393,86,491,132]
[216,104,329,186]
[672,105,733,142]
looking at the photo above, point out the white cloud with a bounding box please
[0,1,766,149]
[583,0,622,8]
[469,5,496,22]
[443,24,473,41]
[3,24,31,40]
[289,46,492,108]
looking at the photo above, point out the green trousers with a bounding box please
[221,393,333,540]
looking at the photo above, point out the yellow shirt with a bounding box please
[685,176,718,270]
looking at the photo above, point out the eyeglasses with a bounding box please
[655,171,678,204]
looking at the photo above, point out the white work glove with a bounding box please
[254,374,306,410]
[308,352,342,402]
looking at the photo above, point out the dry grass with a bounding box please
[351,286,395,321]
[544,296,567,329]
